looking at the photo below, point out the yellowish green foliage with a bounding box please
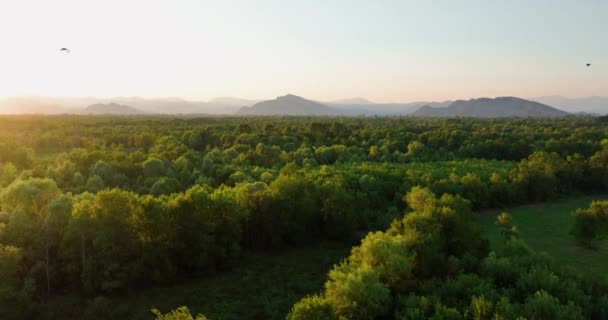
[151,306,208,320]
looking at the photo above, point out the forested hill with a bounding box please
[412,96,569,118]
[237,94,338,115]
[83,103,143,115]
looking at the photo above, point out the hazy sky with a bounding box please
[0,0,606,102]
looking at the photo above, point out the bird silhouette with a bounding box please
[60,48,70,53]
[586,63,591,67]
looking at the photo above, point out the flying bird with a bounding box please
[60,48,70,54]
[586,63,591,67]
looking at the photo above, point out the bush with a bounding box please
[287,295,337,320]
[572,201,608,248]
[151,306,208,320]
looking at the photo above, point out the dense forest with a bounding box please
[1,115,608,319]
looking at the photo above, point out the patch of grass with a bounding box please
[106,241,350,320]
[476,195,608,275]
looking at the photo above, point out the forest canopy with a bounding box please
[1,115,608,319]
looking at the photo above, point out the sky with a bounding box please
[0,0,606,103]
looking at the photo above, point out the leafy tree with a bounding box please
[151,306,208,320]
[1,178,61,218]
[0,244,34,320]
[85,175,106,193]
[72,172,86,190]
[89,160,114,183]
[405,141,431,161]
[68,189,145,292]
[572,201,608,248]
[149,177,181,196]
[350,231,411,286]
[0,162,18,187]
[287,295,337,320]
[0,178,63,296]
[523,290,584,320]
[403,186,436,214]
[325,264,390,319]
[495,212,519,241]
[143,158,166,179]
[513,152,565,201]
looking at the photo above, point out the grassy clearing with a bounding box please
[103,241,350,320]
[476,194,608,275]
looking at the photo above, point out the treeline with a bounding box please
[0,116,606,196]
[288,188,608,319]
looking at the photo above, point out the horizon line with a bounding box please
[1,94,607,105]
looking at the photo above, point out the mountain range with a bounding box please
[239,95,573,118]
[0,96,255,115]
[0,94,605,116]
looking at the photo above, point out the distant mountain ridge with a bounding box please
[530,96,608,115]
[236,95,458,116]
[0,96,258,115]
[412,97,569,118]
[237,94,338,116]
[0,95,595,116]
[84,103,142,115]
[327,100,452,116]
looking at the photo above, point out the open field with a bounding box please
[41,242,351,320]
[476,194,608,274]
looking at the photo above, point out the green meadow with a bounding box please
[477,195,608,275]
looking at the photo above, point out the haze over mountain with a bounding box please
[208,97,261,107]
[235,95,457,116]
[237,94,338,116]
[0,95,601,117]
[0,96,256,115]
[530,96,608,115]
[328,98,374,105]
[106,97,246,114]
[83,103,142,115]
[327,100,452,116]
[412,97,569,118]
[0,96,80,114]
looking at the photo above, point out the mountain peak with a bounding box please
[237,94,337,116]
[412,97,569,118]
[278,94,303,100]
